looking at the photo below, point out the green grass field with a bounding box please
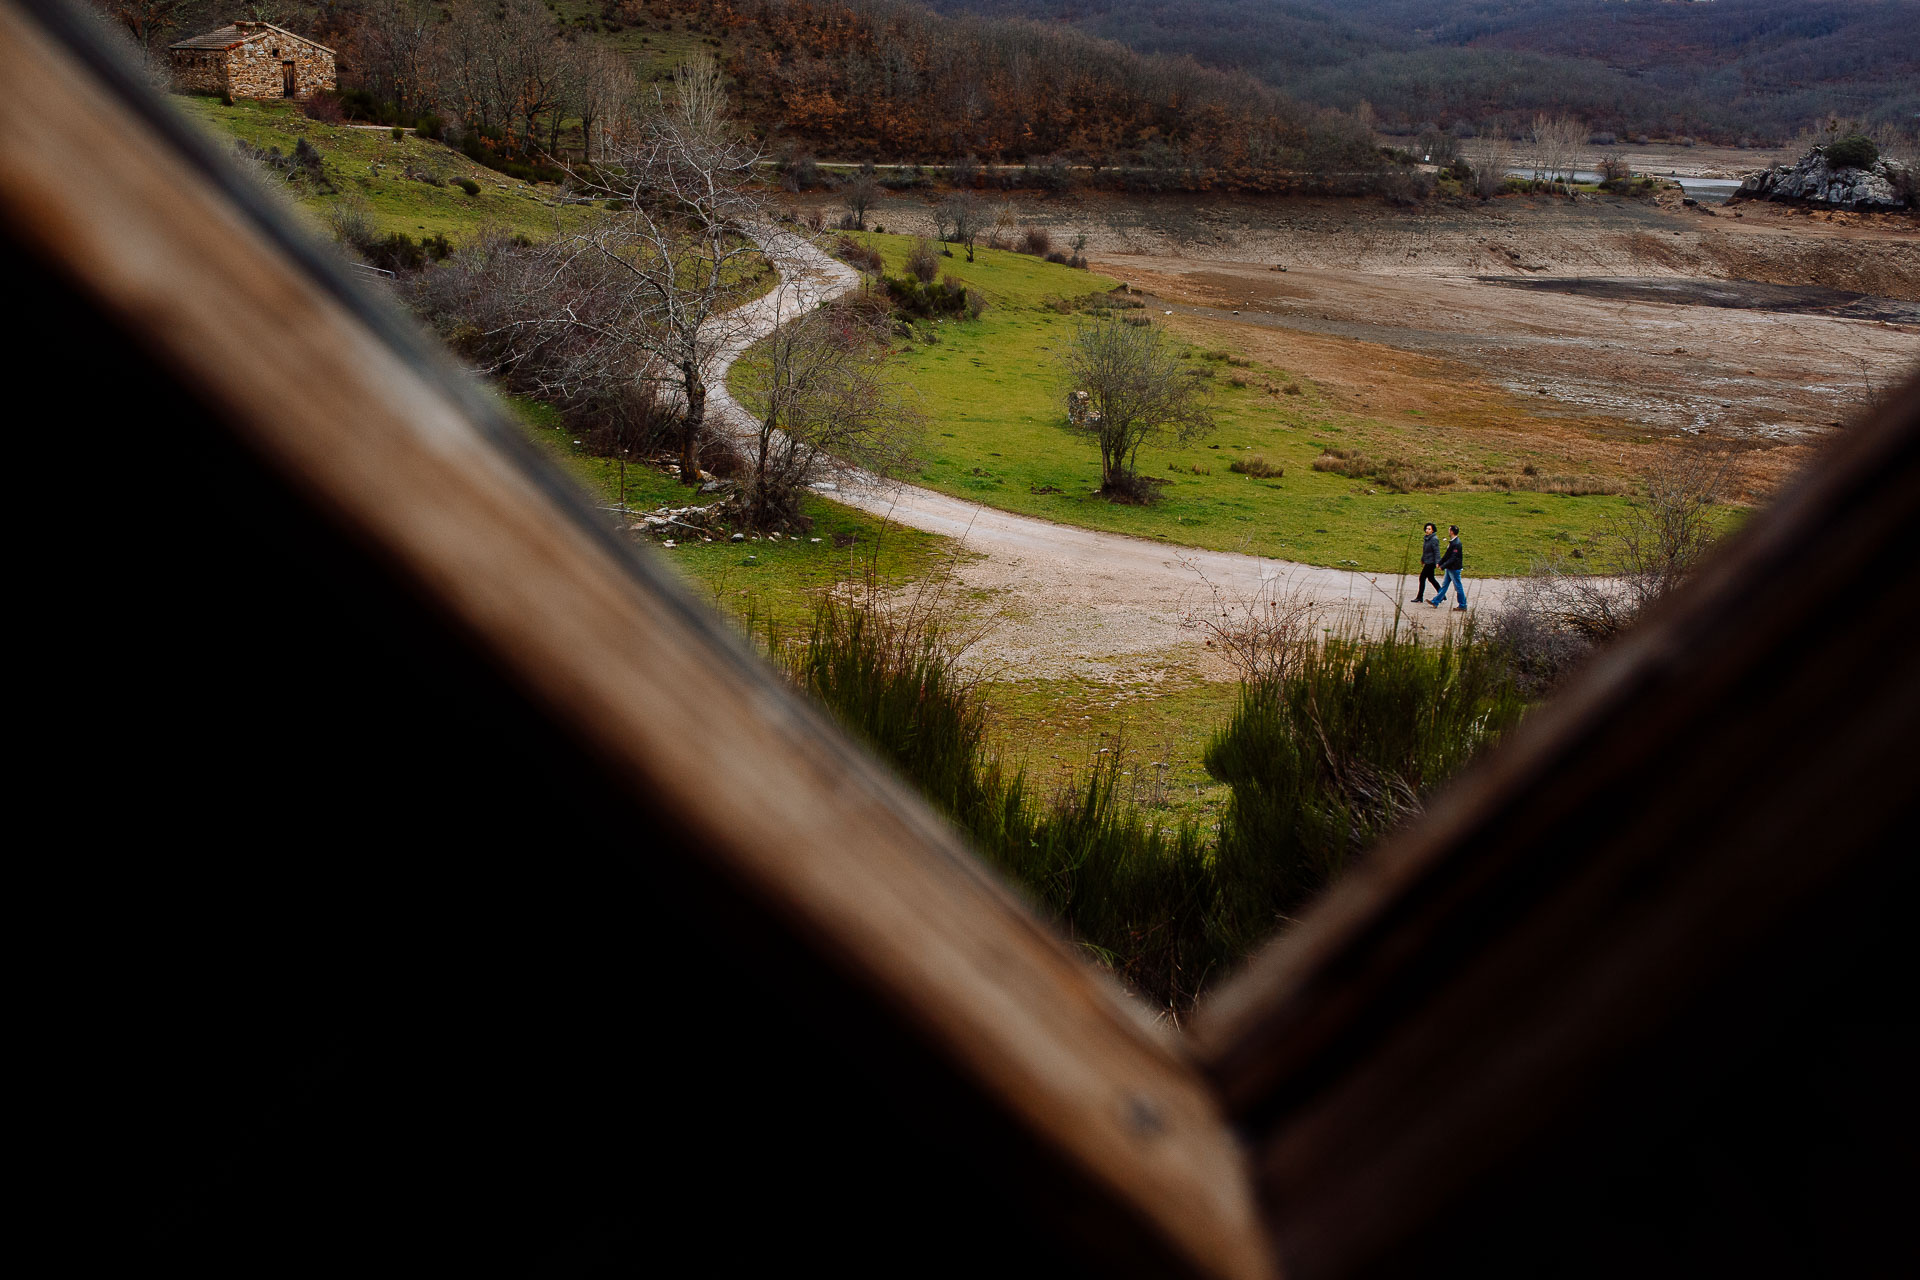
[512,398,949,625]
[978,674,1238,825]
[804,232,1663,576]
[176,97,596,243]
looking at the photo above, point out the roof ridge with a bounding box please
[167,21,336,56]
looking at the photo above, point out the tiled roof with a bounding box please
[168,23,334,54]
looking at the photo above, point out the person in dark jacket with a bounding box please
[1431,525,1467,611]
[1415,523,1441,602]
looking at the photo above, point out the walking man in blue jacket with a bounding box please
[1430,525,1467,612]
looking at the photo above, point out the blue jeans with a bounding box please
[1431,568,1466,607]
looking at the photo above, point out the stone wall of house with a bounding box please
[226,31,335,101]
[170,48,227,96]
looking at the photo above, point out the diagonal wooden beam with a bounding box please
[0,4,1273,1276]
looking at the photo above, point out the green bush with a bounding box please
[784,595,1213,1007]
[363,231,453,273]
[783,595,1528,1009]
[458,178,480,196]
[1826,133,1878,170]
[1204,627,1525,957]
[884,273,980,319]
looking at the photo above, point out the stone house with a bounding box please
[168,22,335,102]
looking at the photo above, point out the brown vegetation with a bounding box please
[674,0,1389,190]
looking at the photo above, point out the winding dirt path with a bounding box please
[706,231,1511,677]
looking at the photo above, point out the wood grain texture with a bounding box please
[1190,343,1919,1276]
[0,6,1272,1277]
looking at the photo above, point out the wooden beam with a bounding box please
[0,5,1272,1277]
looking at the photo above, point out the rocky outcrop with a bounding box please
[1735,149,1911,211]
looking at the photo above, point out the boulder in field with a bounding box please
[1734,139,1912,212]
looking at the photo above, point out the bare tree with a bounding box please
[1531,113,1584,196]
[438,0,500,131]
[1605,450,1729,610]
[1058,316,1215,499]
[573,43,634,164]
[1490,451,1730,689]
[101,0,194,50]
[843,171,880,231]
[409,231,677,512]
[735,294,924,530]
[496,0,565,155]
[936,191,985,261]
[987,200,1019,249]
[546,57,768,484]
[1181,570,1321,684]
[1463,132,1511,200]
[359,0,441,118]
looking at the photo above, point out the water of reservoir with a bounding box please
[1506,169,1745,202]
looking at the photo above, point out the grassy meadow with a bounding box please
[814,232,1665,576]
[513,399,949,625]
[175,97,594,242]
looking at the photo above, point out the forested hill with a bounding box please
[922,0,1920,144]
[670,0,1389,184]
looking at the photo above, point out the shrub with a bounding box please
[1021,225,1052,256]
[1228,455,1282,478]
[302,91,345,124]
[906,237,940,283]
[783,589,1531,1009]
[325,201,377,254]
[781,152,824,191]
[1044,250,1069,265]
[1826,133,1879,170]
[1205,627,1526,950]
[884,273,976,319]
[1022,154,1072,191]
[576,383,680,460]
[365,232,427,272]
[783,593,1213,1008]
[391,126,405,141]
[832,235,884,274]
[1311,448,1453,491]
[415,114,444,140]
[458,178,481,196]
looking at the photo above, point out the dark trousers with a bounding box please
[1417,564,1441,599]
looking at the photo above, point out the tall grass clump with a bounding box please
[785,594,1218,1008]
[778,591,1529,1011]
[1203,625,1526,958]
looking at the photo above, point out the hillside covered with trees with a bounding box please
[104,0,1394,190]
[923,0,1920,145]
[669,0,1386,187]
